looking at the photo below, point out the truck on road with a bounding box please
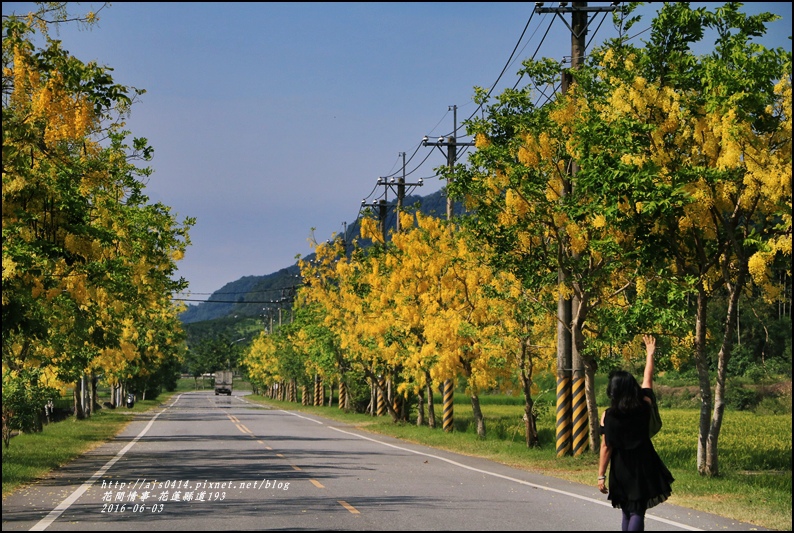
[214,370,233,396]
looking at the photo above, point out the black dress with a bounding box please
[601,389,674,513]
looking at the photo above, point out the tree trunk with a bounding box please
[694,285,713,475]
[416,387,425,427]
[73,381,84,420]
[470,394,486,439]
[425,371,436,428]
[518,337,539,447]
[706,268,747,476]
[365,370,400,422]
[81,374,89,417]
[90,374,99,414]
[369,378,376,416]
[2,405,12,448]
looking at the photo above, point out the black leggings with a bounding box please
[621,508,646,531]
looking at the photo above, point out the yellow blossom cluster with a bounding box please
[565,222,588,255]
[475,133,491,149]
[293,213,541,403]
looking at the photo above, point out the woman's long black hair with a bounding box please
[607,370,643,413]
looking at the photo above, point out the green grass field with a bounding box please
[2,381,791,530]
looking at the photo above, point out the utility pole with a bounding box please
[360,198,389,244]
[422,105,475,220]
[534,1,617,458]
[398,152,406,232]
[378,199,387,243]
[422,105,475,432]
[375,154,424,234]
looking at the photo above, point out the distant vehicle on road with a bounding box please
[214,370,233,396]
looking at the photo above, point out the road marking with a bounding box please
[338,500,360,514]
[310,479,325,489]
[227,413,254,435]
[291,464,302,471]
[30,394,183,531]
[279,409,324,424]
[326,425,701,531]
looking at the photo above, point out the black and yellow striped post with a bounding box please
[301,385,308,405]
[377,376,386,416]
[392,391,402,420]
[442,379,454,432]
[556,374,572,457]
[571,343,588,455]
[571,374,588,455]
[556,282,573,457]
[338,381,347,409]
[314,375,322,406]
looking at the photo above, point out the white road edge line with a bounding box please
[29,394,183,532]
[279,409,324,424]
[325,425,702,532]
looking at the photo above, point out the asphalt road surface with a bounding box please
[1,392,768,531]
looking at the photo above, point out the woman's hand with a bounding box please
[643,334,656,356]
[598,478,608,494]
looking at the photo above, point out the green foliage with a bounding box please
[2,368,58,447]
[724,384,760,411]
[3,4,193,438]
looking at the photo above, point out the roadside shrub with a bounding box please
[725,385,760,411]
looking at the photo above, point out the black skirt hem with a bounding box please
[611,491,671,513]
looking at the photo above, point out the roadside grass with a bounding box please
[1,394,177,498]
[248,392,792,531]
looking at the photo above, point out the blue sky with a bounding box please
[3,2,792,299]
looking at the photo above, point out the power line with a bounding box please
[513,9,558,90]
[460,8,538,130]
[173,298,294,304]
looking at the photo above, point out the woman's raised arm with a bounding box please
[641,334,656,390]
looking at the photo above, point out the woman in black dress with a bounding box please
[597,335,674,531]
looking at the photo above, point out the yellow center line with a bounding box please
[338,500,360,514]
[226,414,323,495]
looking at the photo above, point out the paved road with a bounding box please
[1,392,768,531]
